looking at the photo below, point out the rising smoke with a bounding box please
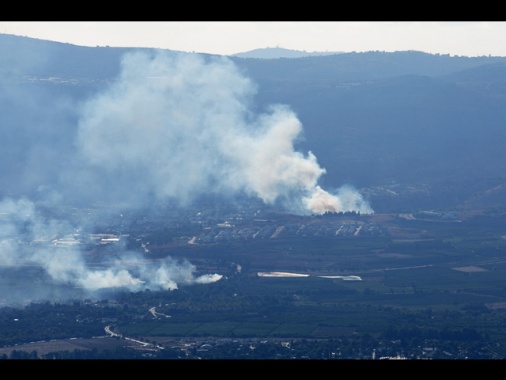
[75,50,373,215]
[0,49,372,304]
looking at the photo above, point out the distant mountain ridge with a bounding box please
[231,47,343,59]
[2,33,506,213]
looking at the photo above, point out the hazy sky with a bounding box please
[1,21,506,57]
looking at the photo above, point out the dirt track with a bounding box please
[0,336,144,357]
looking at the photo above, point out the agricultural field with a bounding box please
[2,209,506,359]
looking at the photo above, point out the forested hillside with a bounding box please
[2,34,506,212]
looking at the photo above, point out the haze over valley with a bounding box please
[2,34,506,359]
[2,33,506,301]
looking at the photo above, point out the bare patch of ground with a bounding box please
[452,265,488,273]
[0,336,144,357]
[486,302,506,310]
[378,253,411,258]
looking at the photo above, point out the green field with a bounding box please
[113,211,506,355]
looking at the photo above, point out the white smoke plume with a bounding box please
[0,197,223,302]
[304,185,374,215]
[75,50,373,215]
[0,49,373,304]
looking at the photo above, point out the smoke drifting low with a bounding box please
[0,50,372,304]
[0,198,222,302]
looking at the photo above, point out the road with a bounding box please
[104,325,155,348]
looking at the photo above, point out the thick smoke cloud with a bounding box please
[0,49,372,305]
[75,51,373,215]
[0,197,222,304]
